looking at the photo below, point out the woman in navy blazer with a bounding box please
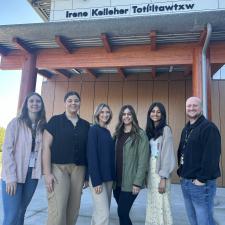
[87,103,115,225]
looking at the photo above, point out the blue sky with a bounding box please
[0,0,43,128]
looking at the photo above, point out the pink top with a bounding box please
[1,117,43,183]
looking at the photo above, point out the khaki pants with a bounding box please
[47,164,85,225]
[89,179,113,225]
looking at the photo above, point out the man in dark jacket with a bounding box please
[177,96,221,225]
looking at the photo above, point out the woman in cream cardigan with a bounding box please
[145,102,176,225]
[1,92,46,225]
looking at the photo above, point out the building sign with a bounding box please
[50,0,225,21]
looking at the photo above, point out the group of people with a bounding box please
[1,91,221,225]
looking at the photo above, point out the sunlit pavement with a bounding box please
[0,179,224,225]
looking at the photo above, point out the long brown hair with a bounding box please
[19,92,46,132]
[114,105,140,142]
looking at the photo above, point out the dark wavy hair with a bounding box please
[64,91,80,102]
[146,102,167,140]
[19,92,46,132]
[114,105,140,143]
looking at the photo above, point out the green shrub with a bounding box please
[0,127,5,152]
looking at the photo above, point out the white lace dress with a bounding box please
[145,138,173,225]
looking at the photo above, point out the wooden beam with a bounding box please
[0,46,8,56]
[117,68,126,78]
[85,68,96,78]
[55,35,72,54]
[38,69,54,79]
[199,28,207,46]
[12,37,32,54]
[4,42,225,70]
[149,31,157,51]
[36,43,194,68]
[1,42,225,70]
[151,66,156,78]
[54,69,72,78]
[100,33,112,53]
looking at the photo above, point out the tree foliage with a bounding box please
[0,127,5,152]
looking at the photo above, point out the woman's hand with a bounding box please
[44,173,57,193]
[132,185,140,195]
[94,185,103,194]
[83,180,89,189]
[158,178,166,194]
[6,182,17,195]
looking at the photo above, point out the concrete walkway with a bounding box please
[0,179,225,225]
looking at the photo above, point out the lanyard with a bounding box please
[180,128,193,165]
[182,128,193,150]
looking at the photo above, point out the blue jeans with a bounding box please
[2,167,38,225]
[180,178,216,225]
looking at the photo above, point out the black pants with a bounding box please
[113,186,138,225]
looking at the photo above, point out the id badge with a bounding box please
[29,152,36,167]
[180,154,184,165]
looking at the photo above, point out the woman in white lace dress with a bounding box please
[145,102,176,225]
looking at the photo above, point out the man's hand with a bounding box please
[192,179,205,186]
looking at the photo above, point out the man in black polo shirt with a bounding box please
[177,96,221,225]
[42,91,90,225]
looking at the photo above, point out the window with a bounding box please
[213,65,225,80]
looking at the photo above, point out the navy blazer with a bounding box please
[87,124,115,187]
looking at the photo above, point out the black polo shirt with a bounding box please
[45,113,90,165]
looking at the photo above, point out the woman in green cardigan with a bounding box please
[113,105,149,225]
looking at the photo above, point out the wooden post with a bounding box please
[17,54,37,113]
[206,49,212,120]
[192,47,212,119]
[192,47,202,98]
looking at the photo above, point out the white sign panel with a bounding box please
[50,0,225,21]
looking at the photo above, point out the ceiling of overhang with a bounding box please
[0,8,225,78]
[37,65,188,79]
[0,26,225,52]
[27,0,50,21]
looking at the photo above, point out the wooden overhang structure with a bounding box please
[0,10,225,113]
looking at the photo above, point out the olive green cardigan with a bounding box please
[115,129,149,192]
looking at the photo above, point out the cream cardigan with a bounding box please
[154,126,176,178]
[1,117,43,183]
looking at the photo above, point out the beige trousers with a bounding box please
[47,164,85,225]
[89,179,113,225]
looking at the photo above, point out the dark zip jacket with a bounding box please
[177,115,221,182]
